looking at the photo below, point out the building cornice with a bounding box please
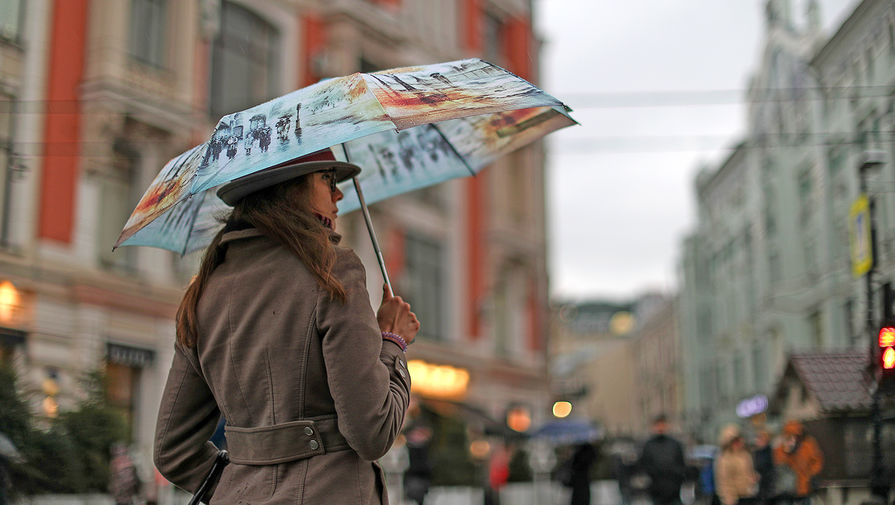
[80,78,197,137]
[810,0,880,68]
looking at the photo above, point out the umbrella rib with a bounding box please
[175,192,208,256]
[430,123,475,177]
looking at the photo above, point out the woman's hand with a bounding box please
[377,284,421,344]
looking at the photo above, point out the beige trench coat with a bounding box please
[154,228,411,504]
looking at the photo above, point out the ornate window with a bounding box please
[0,91,14,246]
[98,143,139,271]
[209,2,281,118]
[129,0,167,67]
[403,231,445,341]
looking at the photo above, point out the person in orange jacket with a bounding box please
[773,420,823,502]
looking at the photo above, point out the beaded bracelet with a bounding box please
[381,331,408,352]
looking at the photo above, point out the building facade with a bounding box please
[679,0,895,442]
[632,295,681,435]
[550,293,681,437]
[0,0,551,495]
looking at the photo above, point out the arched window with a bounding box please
[98,141,140,271]
[209,2,281,118]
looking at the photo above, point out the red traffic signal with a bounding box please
[880,327,895,370]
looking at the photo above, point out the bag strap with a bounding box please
[188,450,229,505]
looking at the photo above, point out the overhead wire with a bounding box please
[2,84,894,111]
[0,85,893,155]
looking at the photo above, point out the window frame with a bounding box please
[128,0,169,68]
[208,1,283,119]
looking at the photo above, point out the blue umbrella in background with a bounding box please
[531,420,602,446]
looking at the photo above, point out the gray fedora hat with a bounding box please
[217,150,361,205]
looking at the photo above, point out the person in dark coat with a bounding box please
[569,442,598,505]
[752,430,774,505]
[403,398,432,505]
[613,450,635,505]
[638,414,687,505]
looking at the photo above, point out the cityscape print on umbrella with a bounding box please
[116,58,576,254]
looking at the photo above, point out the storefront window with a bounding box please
[106,343,155,441]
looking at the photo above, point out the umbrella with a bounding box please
[531,420,602,446]
[0,431,23,462]
[115,58,576,289]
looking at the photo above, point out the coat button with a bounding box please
[304,427,314,436]
[309,440,319,450]
[398,369,406,378]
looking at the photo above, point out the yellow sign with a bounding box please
[849,195,873,277]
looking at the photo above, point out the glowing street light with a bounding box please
[553,401,572,418]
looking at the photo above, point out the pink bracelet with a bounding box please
[381,331,408,352]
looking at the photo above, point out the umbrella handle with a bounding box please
[352,177,394,297]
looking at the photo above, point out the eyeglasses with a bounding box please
[320,170,338,193]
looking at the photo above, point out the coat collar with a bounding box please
[219,227,341,246]
[220,228,265,245]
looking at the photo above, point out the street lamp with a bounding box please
[857,149,888,502]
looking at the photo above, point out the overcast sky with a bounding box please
[536,0,857,302]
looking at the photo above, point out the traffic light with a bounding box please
[880,326,895,371]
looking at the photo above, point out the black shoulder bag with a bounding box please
[187,451,229,505]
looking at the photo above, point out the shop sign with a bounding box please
[407,359,469,399]
[107,342,156,368]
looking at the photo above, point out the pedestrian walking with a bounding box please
[638,414,688,505]
[485,442,510,505]
[714,425,758,505]
[772,420,823,505]
[403,398,433,505]
[153,150,421,504]
[695,449,719,505]
[568,442,598,505]
[752,430,774,505]
[109,444,141,505]
[613,447,637,505]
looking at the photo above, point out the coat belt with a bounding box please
[224,416,350,465]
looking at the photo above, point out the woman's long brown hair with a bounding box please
[175,175,347,348]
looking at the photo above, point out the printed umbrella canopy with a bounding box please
[115,58,576,285]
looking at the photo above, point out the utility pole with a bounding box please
[857,150,888,502]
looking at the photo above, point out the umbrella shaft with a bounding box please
[353,177,393,296]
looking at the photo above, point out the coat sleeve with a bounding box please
[316,248,411,461]
[153,343,222,495]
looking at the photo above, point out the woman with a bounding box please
[715,424,758,505]
[153,149,420,504]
